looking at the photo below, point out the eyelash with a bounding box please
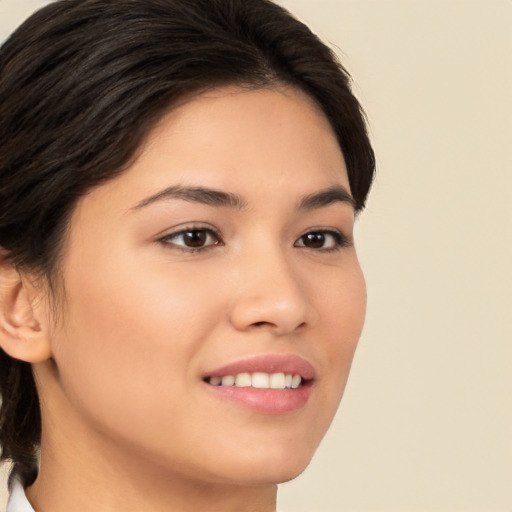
[157,226,350,253]
[294,230,350,251]
[158,226,223,253]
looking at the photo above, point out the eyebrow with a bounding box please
[132,185,247,211]
[298,185,356,211]
[131,184,355,212]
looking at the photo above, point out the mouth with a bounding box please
[204,372,308,390]
[202,355,315,414]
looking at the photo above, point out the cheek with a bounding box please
[315,260,366,398]
[316,256,366,341]
[50,251,225,431]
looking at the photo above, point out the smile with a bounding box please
[206,372,304,389]
[203,355,315,414]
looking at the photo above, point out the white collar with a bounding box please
[6,477,35,512]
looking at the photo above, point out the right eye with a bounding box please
[158,227,223,252]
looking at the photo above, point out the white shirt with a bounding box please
[6,478,35,512]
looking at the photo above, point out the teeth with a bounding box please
[269,372,286,389]
[208,372,303,389]
[234,373,251,387]
[221,375,235,386]
[291,374,301,389]
[252,372,270,388]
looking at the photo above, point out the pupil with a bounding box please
[304,232,325,248]
[184,230,207,247]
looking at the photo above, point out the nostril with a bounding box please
[249,320,307,333]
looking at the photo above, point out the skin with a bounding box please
[5,85,366,512]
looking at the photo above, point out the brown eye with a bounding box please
[160,227,222,251]
[182,229,208,247]
[301,232,326,249]
[294,230,347,251]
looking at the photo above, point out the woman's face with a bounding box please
[40,86,366,485]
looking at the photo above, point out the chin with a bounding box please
[243,459,312,485]
[198,414,333,486]
[262,460,312,484]
[214,444,317,486]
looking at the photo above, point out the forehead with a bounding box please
[71,85,350,226]
[132,85,349,192]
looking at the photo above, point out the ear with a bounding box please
[0,257,52,363]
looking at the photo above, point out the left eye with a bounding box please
[159,228,222,250]
[294,230,346,250]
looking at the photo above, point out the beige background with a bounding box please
[1,0,511,511]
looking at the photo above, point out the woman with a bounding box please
[0,0,375,510]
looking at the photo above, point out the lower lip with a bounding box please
[205,383,312,414]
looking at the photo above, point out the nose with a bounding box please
[228,246,315,335]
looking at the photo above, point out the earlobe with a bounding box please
[0,258,52,363]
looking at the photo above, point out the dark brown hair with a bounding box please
[0,0,375,485]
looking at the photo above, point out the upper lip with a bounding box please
[203,354,315,380]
